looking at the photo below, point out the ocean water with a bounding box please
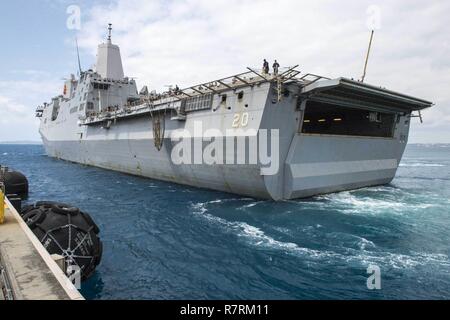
[1,143,449,300]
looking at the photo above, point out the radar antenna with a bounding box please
[361,30,374,82]
[107,23,112,43]
[75,37,82,75]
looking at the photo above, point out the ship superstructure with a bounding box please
[36,27,433,200]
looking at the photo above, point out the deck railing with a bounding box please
[80,67,331,126]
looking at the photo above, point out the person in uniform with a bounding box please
[273,60,280,76]
[263,59,269,74]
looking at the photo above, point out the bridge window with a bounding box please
[93,83,110,90]
[301,101,395,138]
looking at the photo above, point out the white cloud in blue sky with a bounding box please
[0,0,449,142]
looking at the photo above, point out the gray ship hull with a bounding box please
[39,78,426,200]
[41,134,403,200]
[35,32,433,200]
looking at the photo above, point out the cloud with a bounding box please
[0,94,40,141]
[0,80,61,101]
[73,0,449,142]
[0,77,60,141]
[0,95,28,122]
[2,0,449,142]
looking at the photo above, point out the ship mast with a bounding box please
[107,23,112,44]
[95,23,124,80]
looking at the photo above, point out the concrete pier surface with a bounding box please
[0,198,84,300]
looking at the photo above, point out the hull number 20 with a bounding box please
[232,112,249,128]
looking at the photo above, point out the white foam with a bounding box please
[239,201,263,209]
[190,201,334,259]
[197,198,258,207]
[400,163,446,167]
[318,191,436,215]
[357,237,376,250]
[273,226,292,234]
[190,202,450,270]
[191,202,208,214]
[350,251,450,270]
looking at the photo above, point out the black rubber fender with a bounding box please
[81,212,100,234]
[51,204,80,216]
[21,201,72,216]
[0,167,28,199]
[22,209,46,229]
[20,202,102,281]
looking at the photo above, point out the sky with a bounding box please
[0,0,449,143]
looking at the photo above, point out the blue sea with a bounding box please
[1,144,449,300]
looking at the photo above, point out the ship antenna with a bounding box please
[361,30,374,82]
[107,23,112,43]
[75,37,82,75]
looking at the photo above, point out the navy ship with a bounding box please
[36,26,433,200]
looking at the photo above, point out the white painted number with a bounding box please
[232,114,240,128]
[241,112,249,127]
[232,112,249,128]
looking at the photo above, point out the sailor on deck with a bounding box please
[273,60,280,76]
[263,59,269,74]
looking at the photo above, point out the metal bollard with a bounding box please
[0,182,5,224]
[6,194,21,213]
